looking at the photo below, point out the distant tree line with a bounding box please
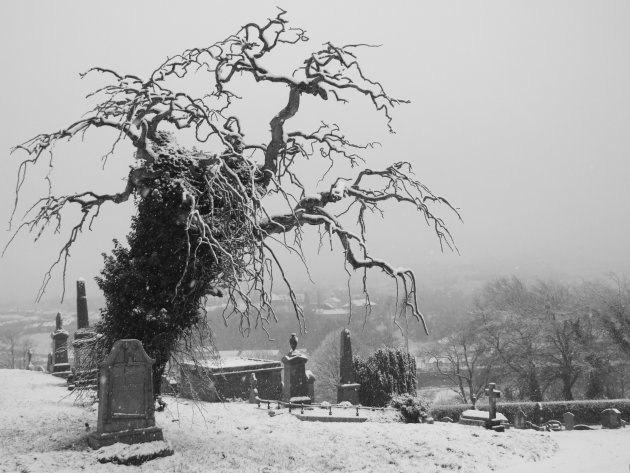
[425,275,630,402]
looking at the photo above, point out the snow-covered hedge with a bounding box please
[431,399,630,425]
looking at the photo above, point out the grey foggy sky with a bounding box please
[1,1,629,306]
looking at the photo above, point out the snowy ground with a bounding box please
[0,370,625,473]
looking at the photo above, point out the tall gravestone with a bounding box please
[72,279,98,389]
[88,339,164,449]
[337,329,360,404]
[50,313,71,378]
[281,333,315,404]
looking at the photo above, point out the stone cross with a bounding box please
[76,278,89,329]
[88,339,164,449]
[485,383,501,420]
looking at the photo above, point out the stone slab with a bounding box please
[51,370,72,379]
[96,440,173,465]
[88,426,164,449]
[460,409,508,422]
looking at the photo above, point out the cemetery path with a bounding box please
[496,428,630,473]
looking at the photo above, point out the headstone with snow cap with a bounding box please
[337,328,360,404]
[601,408,622,429]
[88,339,164,449]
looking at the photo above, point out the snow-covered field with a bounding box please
[0,369,623,473]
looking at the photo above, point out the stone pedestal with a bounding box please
[337,383,360,404]
[281,352,311,403]
[88,339,164,449]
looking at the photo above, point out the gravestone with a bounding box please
[88,339,164,449]
[76,278,89,329]
[533,402,543,426]
[281,334,314,404]
[601,408,622,429]
[514,408,527,429]
[248,373,259,404]
[71,279,99,389]
[470,394,477,410]
[50,313,71,378]
[563,411,575,431]
[26,349,34,370]
[336,329,360,404]
[484,383,502,430]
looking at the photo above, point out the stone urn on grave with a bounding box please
[281,333,315,404]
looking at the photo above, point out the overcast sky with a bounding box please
[1,1,629,307]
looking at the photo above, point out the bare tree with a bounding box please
[476,278,548,401]
[425,320,496,403]
[586,274,630,357]
[7,11,458,393]
[0,331,19,369]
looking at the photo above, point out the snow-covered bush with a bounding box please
[390,393,431,423]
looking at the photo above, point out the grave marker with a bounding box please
[72,279,99,389]
[563,411,575,431]
[337,329,360,404]
[533,402,543,425]
[601,408,622,429]
[485,383,501,421]
[88,339,164,449]
[281,334,314,403]
[50,313,71,378]
[514,408,527,429]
